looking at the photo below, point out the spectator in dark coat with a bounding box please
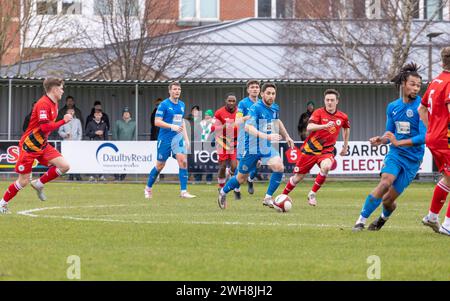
[85,101,110,132]
[297,101,315,141]
[150,98,163,140]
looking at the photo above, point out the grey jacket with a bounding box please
[58,118,83,141]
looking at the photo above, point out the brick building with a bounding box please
[1,0,449,66]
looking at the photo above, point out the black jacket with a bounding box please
[297,110,313,140]
[150,107,160,140]
[86,119,108,140]
[85,109,110,131]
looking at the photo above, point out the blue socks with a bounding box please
[147,167,160,188]
[382,205,393,219]
[179,168,188,191]
[360,194,383,219]
[223,176,240,194]
[249,168,257,181]
[266,172,283,196]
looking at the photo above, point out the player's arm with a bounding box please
[39,109,72,134]
[182,119,190,150]
[418,104,429,129]
[154,117,183,133]
[276,119,294,148]
[340,127,350,156]
[244,109,281,141]
[306,111,333,132]
[371,104,394,146]
[307,121,334,132]
[245,124,282,141]
[384,120,426,147]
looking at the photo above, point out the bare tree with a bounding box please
[282,0,450,80]
[0,0,21,66]
[0,0,84,76]
[79,0,219,80]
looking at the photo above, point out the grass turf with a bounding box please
[0,180,448,280]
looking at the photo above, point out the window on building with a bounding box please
[276,0,294,18]
[95,0,112,15]
[37,0,58,15]
[257,0,294,18]
[258,0,272,17]
[180,0,218,20]
[424,0,443,20]
[62,0,82,15]
[116,0,139,16]
[352,0,366,18]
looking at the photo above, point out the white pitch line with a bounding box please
[14,205,431,231]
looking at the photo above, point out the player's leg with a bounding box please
[282,153,316,196]
[440,173,450,235]
[176,153,196,198]
[263,155,284,208]
[145,160,165,199]
[145,140,170,198]
[308,156,335,206]
[367,187,399,231]
[30,147,69,201]
[422,149,450,234]
[217,159,227,190]
[353,172,397,232]
[227,157,241,200]
[218,155,256,209]
[0,173,31,213]
[247,161,260,195]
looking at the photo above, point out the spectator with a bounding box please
[201,109,214,184]
[113,107,136,181]
[187,105,202,182]
[23,101,37,132]
[57,95,84,126]
[297,101,315,140]
[150,98,163,141]
[58,108,83,181]
[86,109,108,182]
[85,101,110,132]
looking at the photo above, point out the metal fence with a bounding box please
[0,78,404,142]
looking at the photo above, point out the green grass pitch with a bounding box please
[0,180,448,281]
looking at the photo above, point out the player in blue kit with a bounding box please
[217,82,294,209]
[234,80,262,196]
[145,82,196,199]
[352,63,426,232]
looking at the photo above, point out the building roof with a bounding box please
[2,18,449,81]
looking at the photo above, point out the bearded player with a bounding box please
[281,89,350,206]
[218,83,294,210]
[213,93,240,199]
[352,63,426,232]
[419,47,450,236]
[0,78,73,213]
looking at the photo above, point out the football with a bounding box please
[273,194,293,213]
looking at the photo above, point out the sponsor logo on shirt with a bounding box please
[39,110,47,120]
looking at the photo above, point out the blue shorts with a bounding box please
[157,135,186,162]
[238,148,280,174]
[381,153,421,195]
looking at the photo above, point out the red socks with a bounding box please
[40,166,63,184]
[218,178,226,188]
[312,172,327,193]
[430,180,450,215]
[283,177,297,195]
[3,181,23,202]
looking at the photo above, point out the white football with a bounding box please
[273,194,293,213]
